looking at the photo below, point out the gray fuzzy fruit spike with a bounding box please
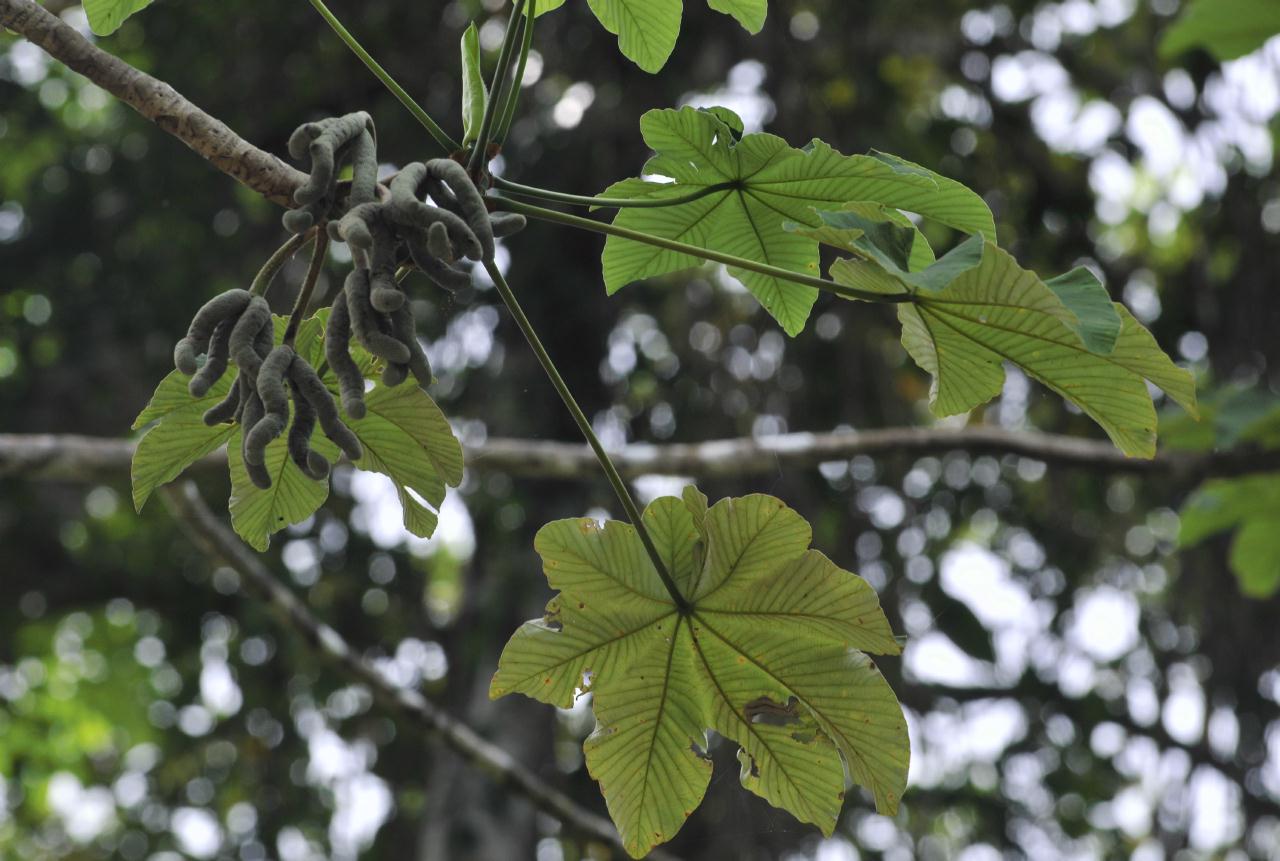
[244,346,295,466]
[324,287,367,420]
[174,289,253,376]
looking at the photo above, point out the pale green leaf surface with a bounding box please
[691,620,846,833]
[344,383,464,539]
[1044,267,1121,354]
[130,314,314,511]
[699,550,902,654]
[707,0,767,32]
[603,107,992,333]
[575,0,766,71]
[689,493,811,601]
[586,0,683,72]
[1180,474,1280,598]
[492,492,905,857]
[827,239,1197,457]
[529,0,569,17]
[1160,0,1280,60]
[227,424,339,552]
[131,370,236,511]
[84,0,152,36]
[1179,475,1280,546]
[697,617,909,815]
[584,618,713,858]
[1230,520,1280,598]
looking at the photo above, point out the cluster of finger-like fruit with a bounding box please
[172,112,524,489]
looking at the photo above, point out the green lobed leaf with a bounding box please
[1160,385,1280,452]
[707,0,767,33]
[586,0,684,73]
[83,0,153,36]
[130,308,463,545]
[130,369,236,512]
[1160,0,1280,61]
[1044,267,1122,355]
[1180,474,1280,598]
[528,0,568,16]
[341,382,465,539]
[491,492,906,858]
[1180,474,1280,546]
[460,23,489,146]
[553,0,766,71]
[602,106,994,335]
[815,226,1197,458]
[227,423,339,552]
[1229,520,1280,598]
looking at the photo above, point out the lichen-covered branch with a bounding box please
[2,430,1275,484]
[0,0,306,206]
[160,483,671,860]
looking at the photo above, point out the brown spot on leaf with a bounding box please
[745,695,802,726]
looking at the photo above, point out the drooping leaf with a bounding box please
[586,0,684,73]
[460,23,489,146]
[707,0,768,34]
[491,492,906,858]
[1180,474,1280,598]
[131,369,237,512]
[1161,385,1280,452]
[1044,267,1121,354]
[602,107,994,334]
[1160,0,1280,61]
[536,1,766,71]
[1229,520,1280,598]
[810,222,1197,458]
[130,309,463,545]
[83,0,153,36]
[528,0,568,16]
[226,423,339,553]
[342,382,465,539]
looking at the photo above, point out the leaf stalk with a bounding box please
[483,260,690,611]
[308,0,459,153]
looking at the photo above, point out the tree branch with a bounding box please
[160,482,675,861]
[2,430,1276,485]
[0,0,306,206]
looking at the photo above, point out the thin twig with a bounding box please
[159,482,678,861]
[250,232,313,298]
[284,232,330,347]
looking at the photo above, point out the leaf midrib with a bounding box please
[504,611,674,690]
[689,615,822,810]
[695,613,892,798]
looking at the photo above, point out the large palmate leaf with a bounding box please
[1160,0,1280,61]
[491,489,906,858]
[601,106,994,335]
[803,213,1197,458]
[532,1,765,72]
[131,311,463,549]
[1180,474,1280,598]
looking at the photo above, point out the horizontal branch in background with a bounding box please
[160,483,672,861]
[2,430,1276,485]
[0,0,306,206]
